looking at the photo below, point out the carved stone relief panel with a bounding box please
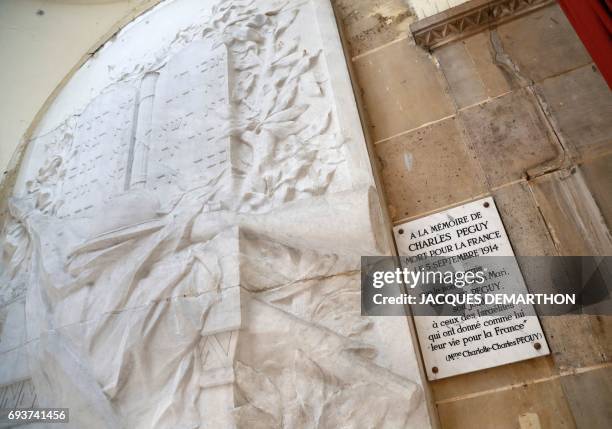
[0,0,431,428]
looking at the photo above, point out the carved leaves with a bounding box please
[200,0,343,211]
[274,9,298,38]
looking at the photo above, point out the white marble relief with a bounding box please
[0,0,431,428]
[408,0,471,20]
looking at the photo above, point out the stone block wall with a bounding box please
[333,1,612,427]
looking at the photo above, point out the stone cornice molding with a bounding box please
[411,0,555,50]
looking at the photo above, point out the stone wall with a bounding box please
[333,0,612,427]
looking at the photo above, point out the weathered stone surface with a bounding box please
[0,1,432,428]
[518,167,612,370]
[537,64,612,161]
[435,31,512,109]
[410,0,556,51]
[492,182,556,256]
[332,0,414,57]
[463,32,514,97]
[559,366,612,429]
[581,153,612,230]
[431,356,557,402]
[540,315,612,370]
[353,39,455,142]
[436,376,575,429]
[435,40,488,109]
[375,116,486,221]
[493,181,610,371]
[496,4,592,83]
[530,168,612,256]
[459,89,561,187]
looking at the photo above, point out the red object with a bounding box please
[557,0,612,87]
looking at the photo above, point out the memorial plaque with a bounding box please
[394,197,550,380]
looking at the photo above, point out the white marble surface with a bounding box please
[0,0,431,427]
[408,0,471,20]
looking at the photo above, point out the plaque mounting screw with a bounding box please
[432,366,439,374]
[483,202,490,208]
[534,342,542,350]
[398,228,404,235]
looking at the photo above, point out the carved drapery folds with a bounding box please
[0,1,428,428]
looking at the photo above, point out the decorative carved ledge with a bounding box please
[411,0,555,50]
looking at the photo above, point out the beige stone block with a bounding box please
[435,31,512,109]
[375,116,486,221]
[493,184,610,329]
[560,366,612,429]
[435,41,487,109]
[459,89,561,187]
[530,168,612,256]
[492,182,564,316]
[463,32,514,98]
[518,412,542,429]
[540,315,612,371]
[496,4,592,83]
[353,40,455,142]
[537,64,612,161]
[332,0,414,57]
[492,182,557,256]
[581,154,612,230]
[431,356,557,403]
[436,377,575,429]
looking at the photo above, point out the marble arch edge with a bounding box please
[0,0,432,428]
